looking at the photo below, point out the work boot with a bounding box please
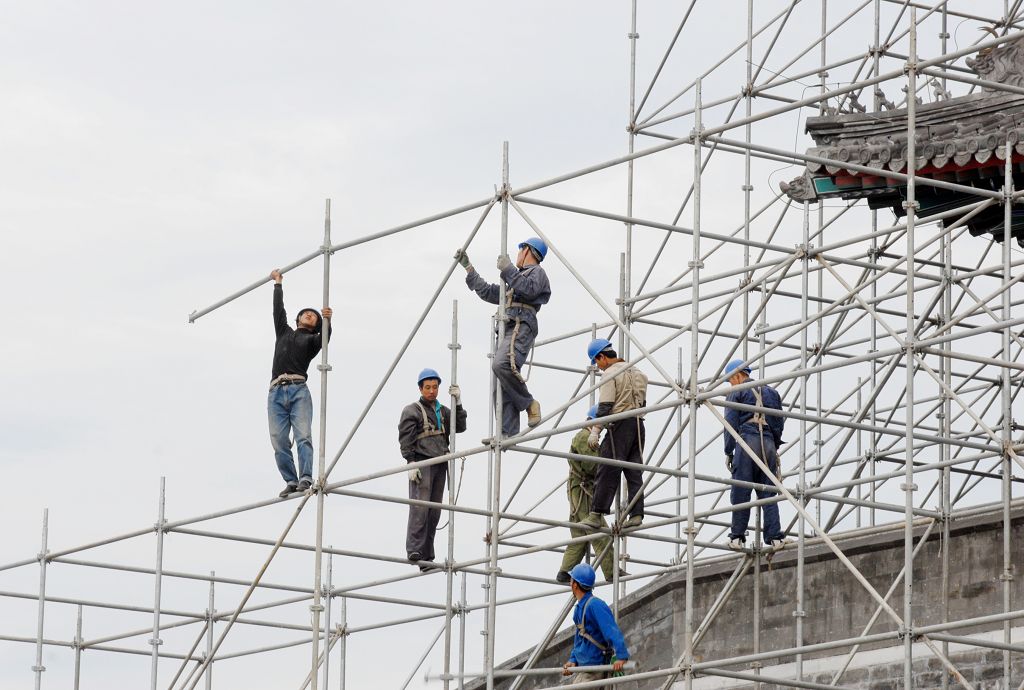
[770,538,793,552]
[605,568,628,583]
[408,551,422,562]
[727,538,745,552]
[526,399,542,427]
[580,513,604,529]
[555,570,571,584]
[278,482,298,498]
[297,477,313,492]
[419,563,441,573]
[622,515,643,528]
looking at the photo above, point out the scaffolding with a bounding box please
[2,2,1024,688]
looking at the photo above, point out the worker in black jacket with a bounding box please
[268,269,332,498]
[398,368,468,570]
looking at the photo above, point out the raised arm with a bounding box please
[271,270,289,336]
[465,269,501,305]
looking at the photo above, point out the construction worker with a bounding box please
[561,563,629,684]
[581,339,648,529]
[556,405,615,585]
[398,368,467,571]
[722,359,789,552]
[268,269,332,498]
[454,238,551,437]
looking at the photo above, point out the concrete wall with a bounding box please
[479,504,1022,689]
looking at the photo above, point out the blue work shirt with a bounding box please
[723,379,785,455]
[466,264,551,330]
[568,592,629,665]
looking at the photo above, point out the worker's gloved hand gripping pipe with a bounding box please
[454,248,472,270]
[588,427,601,450]
[408,468,422,483]
[496,253,512,271]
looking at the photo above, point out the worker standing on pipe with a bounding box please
[561,563,629,684]
[582,339,648,530]
[398,368,467,571]
[454,238,550,438]
[722,359,790,552]
[556,405,615,585]
[267,269,332,498]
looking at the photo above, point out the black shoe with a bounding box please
[419,563,441,573]
[279,483,298,498]
[408,551,422,562]
[605,568,629,583]
[297,477,313,492]
[555,570,571,584]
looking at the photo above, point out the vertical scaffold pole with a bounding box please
[683,77,702,690]
[322,552,333,690]
[443,299,461,690]
[1001,139,1014,688]
[903,13,919,688]
[458,571,467,690]
[940,165,953,690]
[338,597,347,690]
[72,605,83,690]
[485,141,510,690]
[205,572,215,690]
[310,198,333,690]
[624,0,637,339]
[797,201,810,681]
[869,0,881,528]
[149,477,167,690]
[33,508,48,690]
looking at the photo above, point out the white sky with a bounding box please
[1,2,1018,688]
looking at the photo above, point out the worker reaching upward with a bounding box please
[267,269,332,498]
[454,238,551,438]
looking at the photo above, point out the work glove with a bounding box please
[408,467,422,483]
[726,453,734,474]
[497,253,512,271]
[588,428,601,451]
[448,384,461,400]
[453,248,472,270]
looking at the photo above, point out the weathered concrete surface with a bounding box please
[477,502,1022,689]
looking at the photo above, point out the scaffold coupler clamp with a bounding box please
[901,199,921,212]
[317,363,332,373]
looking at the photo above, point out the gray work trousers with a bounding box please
[569,670,607,686]
[493,318,536,437]
[406,461,448,561]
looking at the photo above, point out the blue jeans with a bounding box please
[268,383,314,484]
[729,432,784,544]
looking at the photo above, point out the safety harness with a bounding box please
[504,283,538,384]
[415,402,446,442]
[575,596,611,660]
[750,386,780,479]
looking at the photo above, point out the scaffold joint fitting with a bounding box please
[741,184,753,192]
[901,200,920,211]
[149,638,163,646]
[309,604,325,613]
[627,32,639,39]
[317,363,332,372]
[32,665,46,673]
[688,260,704,269]
[792,610,806,618]
[900,483,918,492]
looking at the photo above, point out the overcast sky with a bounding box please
[1,2,1017,688]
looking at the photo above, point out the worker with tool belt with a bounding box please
[722,359,790,552]
[454,238,551,438]
[556,405,615,585]
[268,269,332,498]
[398,368,467,571]
[581,339,648,530]
[561,563,630,684]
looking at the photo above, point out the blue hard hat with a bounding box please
[568,563,596,589]
[586,404,599,420]
[587,338,613,364]
[417,368,442,386]
[725,359,752,376]
[518,237,547,261]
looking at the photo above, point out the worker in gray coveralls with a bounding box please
[454,238,551,437]
[398,368,467,571]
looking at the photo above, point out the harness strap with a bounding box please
[575,597,610,654]
[415,403,446,441]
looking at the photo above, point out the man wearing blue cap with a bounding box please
[398,368,467,570]
[454,238,551,437]
[722,359,789,552]
[561,563,629,684]
[556,406,614,585]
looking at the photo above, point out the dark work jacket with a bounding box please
[723,380,785,454]
[271,284,333,380]
[466,264,551,331]
[398,397,468,461]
